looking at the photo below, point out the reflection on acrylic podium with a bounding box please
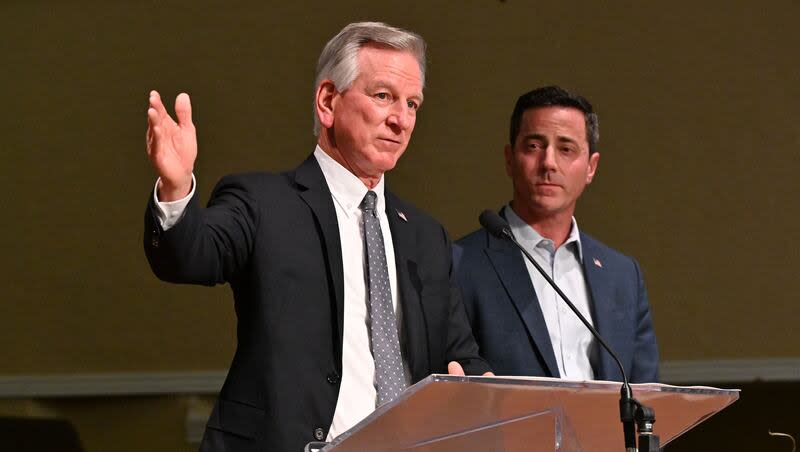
[321,374,739,452]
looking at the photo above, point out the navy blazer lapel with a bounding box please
[385,191,428,382]
[485,232,560,377]
[294,155,345,365]
[581,233,623,380]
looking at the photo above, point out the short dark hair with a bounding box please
[509,86,599,154]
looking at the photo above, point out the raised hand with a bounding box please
[146,90,197,201]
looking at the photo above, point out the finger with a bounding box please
[146,101,157,156]
[146,123,152,154]
[146,122,155,157]
[146,105,168,159]
[147,106,159,128]
[148,90,171,124]
[447,361,465,376]
[146,107,162,148]
[482,371,495,376]
[148,90,162,112]
[174,92,193,126]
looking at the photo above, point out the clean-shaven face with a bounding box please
[330,44,423,180]
[505,106,599,219]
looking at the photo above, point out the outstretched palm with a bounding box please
[146,90,197,200]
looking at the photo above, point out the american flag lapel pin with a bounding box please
[397,210,408,222]
[593,258,603,268]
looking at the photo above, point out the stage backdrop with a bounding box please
[1,0,798,375]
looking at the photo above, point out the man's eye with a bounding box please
[407,100,419,110]
[375,92,390,100]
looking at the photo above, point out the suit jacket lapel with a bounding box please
[385,191,428,382]
[581,233,622,380]
[294,155,345,367]
[485,232,560,377]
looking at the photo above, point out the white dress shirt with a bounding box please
[152,174,196,230]
[313,146,405,439]
[153,146,405,440]
[504,205,597,380]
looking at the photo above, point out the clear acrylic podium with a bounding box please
[321,374,739,451]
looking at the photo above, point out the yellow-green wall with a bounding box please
[1,1,798,450]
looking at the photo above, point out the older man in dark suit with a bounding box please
[144,22,490,452]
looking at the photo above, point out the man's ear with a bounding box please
[315,80,337,129]
[586,151,600,184]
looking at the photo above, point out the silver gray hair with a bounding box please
[313,21,427,135]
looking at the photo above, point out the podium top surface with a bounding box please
[327,375,739,451]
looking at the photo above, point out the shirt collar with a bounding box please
[503,204,583,262]
[314,145,386,218]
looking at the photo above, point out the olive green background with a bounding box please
[3,0,798,375]
[0,0,798,449]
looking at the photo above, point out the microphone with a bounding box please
[479,210,513,240]
[479,209,654,451]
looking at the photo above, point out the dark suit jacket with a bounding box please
[453,221,658,383]
[144,155,489,452]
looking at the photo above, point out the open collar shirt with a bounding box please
[504,205,597,380]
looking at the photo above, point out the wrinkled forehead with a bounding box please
[356,43,424,84]
[355,45,424,99]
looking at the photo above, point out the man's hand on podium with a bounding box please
[447,361,495,377]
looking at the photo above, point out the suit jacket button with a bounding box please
[314,427,325,441]
[151,237,159,248]
[326,373,340,385]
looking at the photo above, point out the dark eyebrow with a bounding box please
[555,135,579,146]
[521,133,580,145]
[521,133,546,141]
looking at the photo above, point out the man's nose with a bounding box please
[540,145,558,170]
[387,103,412,131]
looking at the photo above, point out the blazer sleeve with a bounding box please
[144,174,260,286]
[442,228,492,375]
[629,259,660,383]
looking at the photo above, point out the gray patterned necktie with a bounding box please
[360,190,407,406]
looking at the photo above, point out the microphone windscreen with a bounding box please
[479,210,510,238]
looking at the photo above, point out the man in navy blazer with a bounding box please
[454,86,658,383]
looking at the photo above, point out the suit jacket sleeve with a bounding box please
[442,228,492,376]
[144,174,260,285]
[630,259,659,383]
